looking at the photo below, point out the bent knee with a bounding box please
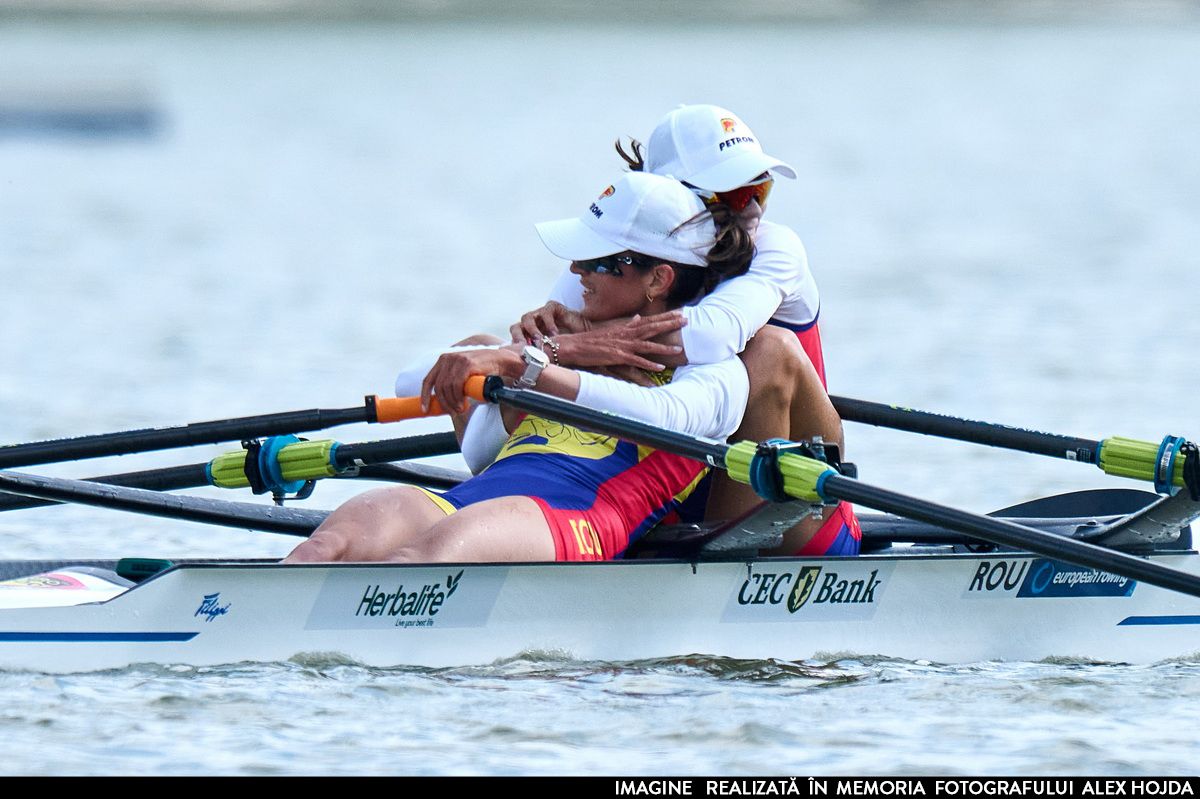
[741,327,810,402]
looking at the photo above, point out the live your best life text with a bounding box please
[610,779,1197,798]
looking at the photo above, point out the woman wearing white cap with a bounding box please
[512,104,860,557]
[286,172,757,564]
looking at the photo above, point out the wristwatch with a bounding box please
[518,345,550,388]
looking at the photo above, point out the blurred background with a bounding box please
[2,0,1199,559]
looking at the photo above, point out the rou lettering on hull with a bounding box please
[966,559,1136,598]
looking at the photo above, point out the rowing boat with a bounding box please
[0,488,1196,673]
[2,382,1199,673]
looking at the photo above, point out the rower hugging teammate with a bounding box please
[289,104,859,564]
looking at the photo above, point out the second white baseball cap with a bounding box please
[645,104,797,193]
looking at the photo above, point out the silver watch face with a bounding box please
[522,345,549,368]
[519,345,549,387]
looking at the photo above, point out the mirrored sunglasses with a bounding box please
[574,252,651,277]
[688,172,774,212]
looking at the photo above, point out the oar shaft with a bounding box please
[822,474,1200,598]
[334,432,461,467]
[830,396,1101,463]
[0,471,324,535]
[0,431,463,513]
[0,464,211,513]
[484,381,728,466]
[0,406,371,470]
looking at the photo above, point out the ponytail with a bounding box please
[614,138,645,172]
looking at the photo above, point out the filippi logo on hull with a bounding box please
[722,563,893,623]
[965,558,1135,598]
[306,567,508,631]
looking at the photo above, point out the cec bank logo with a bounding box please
[787,566,821,612]
[726,564,888,623]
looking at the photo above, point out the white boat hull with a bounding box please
[1,551,1198,672]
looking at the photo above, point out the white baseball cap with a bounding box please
[535,171,711,267]
[645,104,797,193]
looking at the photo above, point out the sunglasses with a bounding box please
[689,173,774,212]
[574,252,651,277]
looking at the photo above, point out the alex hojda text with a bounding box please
[609,777,1197,797]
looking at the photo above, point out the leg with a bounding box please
[703,326,845,554]
[284,485,449,562]
[389,496,558,563]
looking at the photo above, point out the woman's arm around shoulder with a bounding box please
[678,220,814,364]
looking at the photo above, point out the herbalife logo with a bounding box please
[356,570,463,626]
[737,567,881,613]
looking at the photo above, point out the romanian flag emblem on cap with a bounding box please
[598,185,615,199]
[720,117,737,133]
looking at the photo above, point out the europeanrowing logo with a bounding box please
[1018,560,1134,598]
[720,117,737,133]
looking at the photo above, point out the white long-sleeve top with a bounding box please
[547,220,819,364]
[574,357,748,441]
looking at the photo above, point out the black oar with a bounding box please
[0,432,465,513]
[831,396,1098,460]
[479,379,1200,600]
[830,395,1193,491]
[0,471,324,535]
[0,382,481,470]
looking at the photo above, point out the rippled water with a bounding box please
[4,654,1199,776]
[2,10,1200,776]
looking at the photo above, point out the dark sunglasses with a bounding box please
[574,252,651,277]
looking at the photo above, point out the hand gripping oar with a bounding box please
[478,378,1200,601]
[831,396,1198,494]
[0,378,485,470]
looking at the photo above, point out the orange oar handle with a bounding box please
[369,376,488,423]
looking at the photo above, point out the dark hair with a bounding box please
[615,138,645,172]
[631,202,755,308]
